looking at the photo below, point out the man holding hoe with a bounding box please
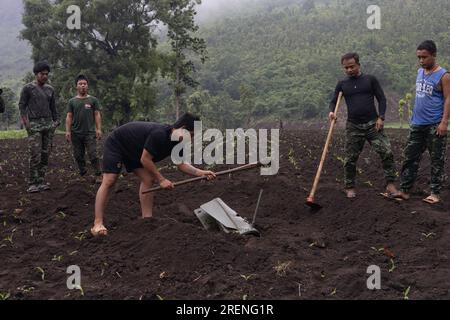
[91,113,217,237]
[329,52,398,198]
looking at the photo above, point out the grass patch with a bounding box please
[385,122,450,130]
[0,130,27,140]
[0,130,65,140]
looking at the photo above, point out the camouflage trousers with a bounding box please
[400,124,447,194]
[71,133,101,176]
[27,119,56,186]
[344,120,396,189]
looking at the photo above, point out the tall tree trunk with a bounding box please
[175,62,180,119]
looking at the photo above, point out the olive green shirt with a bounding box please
[68,96,101,135]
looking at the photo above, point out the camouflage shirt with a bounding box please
[19,82,59,121]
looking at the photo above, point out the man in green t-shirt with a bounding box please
[65,75,102,182]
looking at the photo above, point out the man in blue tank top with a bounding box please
[394,40,450,204]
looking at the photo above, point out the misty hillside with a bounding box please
[189,0,450,123]
[0,0,32,88]
[1,0,450,128]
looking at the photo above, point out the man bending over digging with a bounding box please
[91,113,216,236]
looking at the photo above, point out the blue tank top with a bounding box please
[411,67,447,125]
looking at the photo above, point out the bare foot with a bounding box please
[345,189,356,198]
[386,183,398,195]
[91,224,108,237]
[392,191,410,200]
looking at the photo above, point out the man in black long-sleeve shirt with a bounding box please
[329,52,398,198]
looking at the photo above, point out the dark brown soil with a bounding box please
[0,128,449,300]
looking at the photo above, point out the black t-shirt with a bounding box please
[329,73,387,124]
[110,122,179,164]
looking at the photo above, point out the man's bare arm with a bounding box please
[437,73,450,136]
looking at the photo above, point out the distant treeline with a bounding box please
[1,0,450,130]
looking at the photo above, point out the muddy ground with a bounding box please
[0,128,449,300]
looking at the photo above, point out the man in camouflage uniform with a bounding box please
[19,61,60,193]
[329,53,398,198]
[65,75,102,183]
[394,41,450,204]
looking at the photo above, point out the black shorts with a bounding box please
[102,136,143,174]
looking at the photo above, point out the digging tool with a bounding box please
[306,91,344,210]
[142,162,262,194]
[194,198,261,236]
[252,189,264,225]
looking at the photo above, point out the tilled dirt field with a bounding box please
[0,128,449,300]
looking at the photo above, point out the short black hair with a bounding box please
[76,74,89,85]
[173,113,200,132]
[341,52,360,65]
[417,40,437,55]
[33,61,51,75]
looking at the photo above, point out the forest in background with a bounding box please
[1,0,450,129]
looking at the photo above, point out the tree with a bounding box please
[21,0,204,126]
[164,0,206,119]
[398,99,406,128]
[239,84,256,127]
[0,87,19,130]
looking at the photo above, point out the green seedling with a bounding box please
[74,231,87,241]
[36,267,45,281]
[274,261,292,277]
[52,255,63,262]
[330,288,337,296]
[74,285,84,296]
[364,180,373,187]
[288,148,299,169]
[403,286,411,300]
[421,232,436,239]
[17,286,35,294]
[57,211,66,219]
[0,292,10,300]
[388,259,396,273]
[156,295,164,301]
[3,235,13,244]
[240,274,255,281]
